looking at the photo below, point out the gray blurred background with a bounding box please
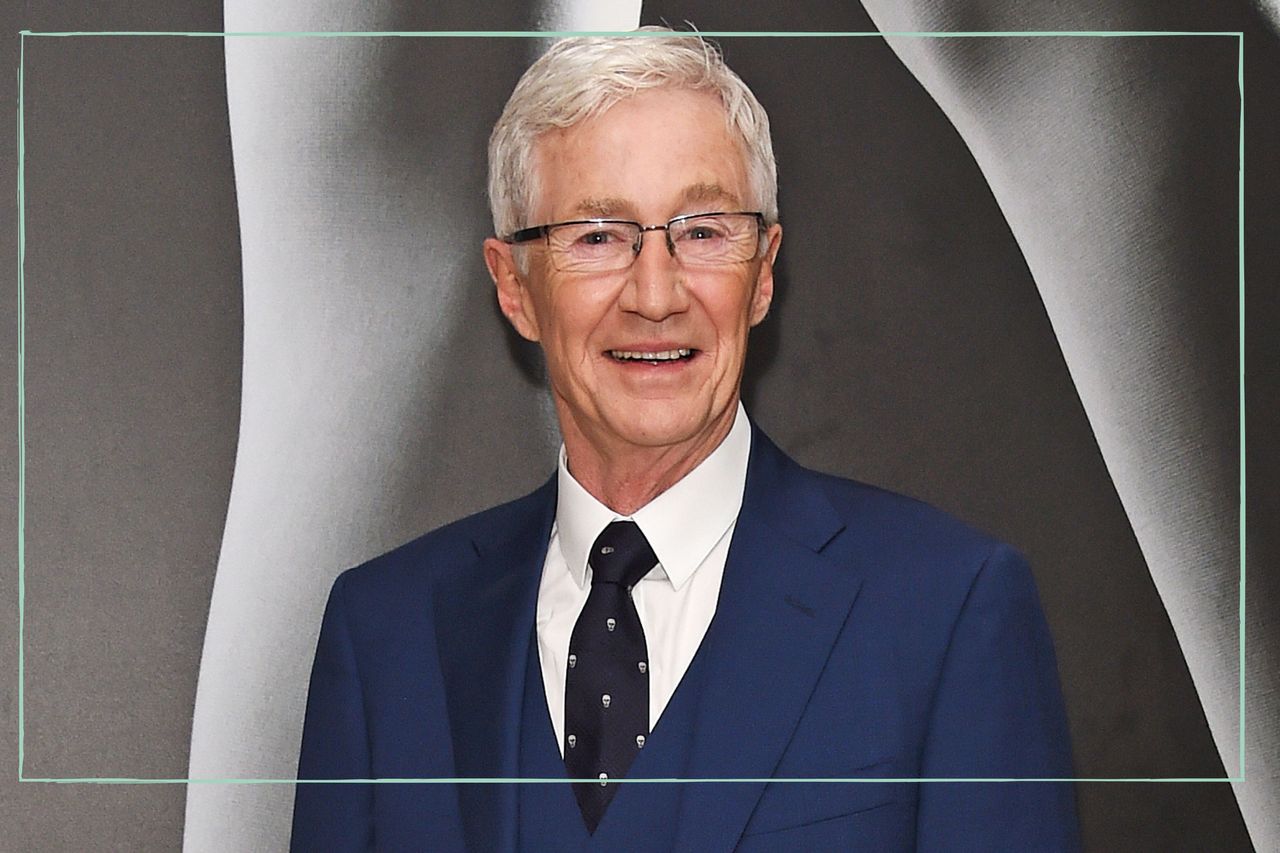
[1,0,1275,850]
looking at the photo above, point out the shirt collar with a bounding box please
[555,402,752,591]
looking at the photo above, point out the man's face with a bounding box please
[486,88,781,459]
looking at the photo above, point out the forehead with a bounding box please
[530,88,751,220]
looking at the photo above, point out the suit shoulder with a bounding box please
[798,462,1017,579]
[335,478,554,595]
[791,463,1039,639]
[822,467,996,541]
[748,426,1012,571]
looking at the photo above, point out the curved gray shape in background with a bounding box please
[1255,1,1280,32]
[184,4,639,850]
[3,10,241,847]
[859,1,1275,847]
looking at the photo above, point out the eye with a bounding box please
[567,223,634,247]
[674,218,730,242]
[577,229,619,245]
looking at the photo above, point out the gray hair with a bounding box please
[487,27,779,239]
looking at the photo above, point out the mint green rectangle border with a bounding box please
[15,28,1246,785]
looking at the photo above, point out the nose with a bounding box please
[620,228,688,321]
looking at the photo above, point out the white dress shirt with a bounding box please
[536,403,752,755]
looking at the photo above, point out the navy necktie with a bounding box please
[564,520,656,833]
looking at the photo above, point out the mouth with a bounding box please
[608,347,697,365]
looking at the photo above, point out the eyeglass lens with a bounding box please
[545,213,761,272]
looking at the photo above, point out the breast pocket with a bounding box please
[735,797,913,853]
[738,769,914,849]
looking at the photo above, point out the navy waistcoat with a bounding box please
[517,630,704,852]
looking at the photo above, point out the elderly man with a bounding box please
[291,30,1079,851]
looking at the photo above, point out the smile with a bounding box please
[609,348,696,363]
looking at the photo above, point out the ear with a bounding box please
[484,237,541,342]
[748,223,781,327]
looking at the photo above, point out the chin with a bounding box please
[605,404,717,450]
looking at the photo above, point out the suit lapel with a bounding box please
[672,428,865,852]
[433,477,556,853]
[430,430,863,851]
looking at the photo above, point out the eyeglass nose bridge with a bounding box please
[631,223,678,260]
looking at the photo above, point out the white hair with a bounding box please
[487,27,779,239]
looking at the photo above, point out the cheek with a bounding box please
[707,289,757,347]
[538,291,609,365]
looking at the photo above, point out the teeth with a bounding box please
[610,348,693,361]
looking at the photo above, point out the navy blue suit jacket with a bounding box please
[292,426,1080,851]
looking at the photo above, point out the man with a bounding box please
[292,29,1079,851]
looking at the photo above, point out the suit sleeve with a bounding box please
[291,571,375,852]
[915,544,1082,851]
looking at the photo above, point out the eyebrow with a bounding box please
[569,184,744,221]
[573,197,632,218]
[680,182,741,208]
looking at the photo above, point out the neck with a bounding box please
[559,404,739,516]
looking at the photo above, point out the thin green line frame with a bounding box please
[15,28,1247,785]
[19,29,1248,37]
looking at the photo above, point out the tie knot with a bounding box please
[588,521,657,588]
